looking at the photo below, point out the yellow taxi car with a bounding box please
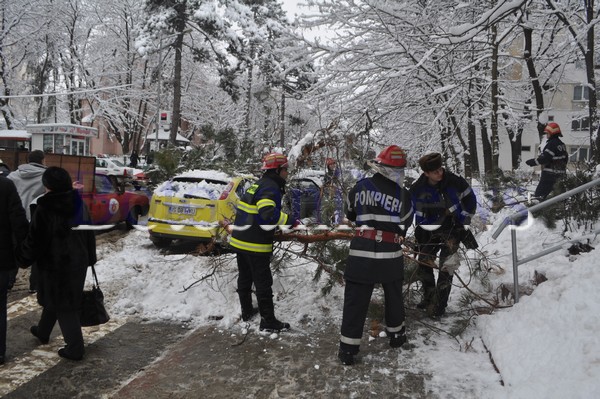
[147,170,256,248]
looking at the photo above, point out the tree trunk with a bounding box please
[481,118,492,174]
[583,1,599,163]
[467,108,479,178]
[243,44,255,137]
[523,26,546,142]
[169,2,186,146]
[490,24,500,172]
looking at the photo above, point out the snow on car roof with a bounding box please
[292,169,325,186]
[154,170,232,200]
[176,169,231,181]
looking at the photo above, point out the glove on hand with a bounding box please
[440,252,461,274]
[291,219,302,228]
[525,159,537,167]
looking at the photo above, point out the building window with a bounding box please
[573,85,590,101]
[569,146,589,162]
[522,145,531,152]
[571,116,590,131]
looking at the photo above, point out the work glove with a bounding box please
[440,252,460,274]
[525,159,537,167]
[291,219,302,228]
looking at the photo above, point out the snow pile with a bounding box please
[92,202,600,398]
[475,214,600,399]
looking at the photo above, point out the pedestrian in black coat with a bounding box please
[17,167,97,361]
[0,177,29,364]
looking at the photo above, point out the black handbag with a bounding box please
[80,265,110,327]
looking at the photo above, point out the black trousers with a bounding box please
[339,279,404,354]
[417,232,460,310]
[236,252,274,301]
[534,171,563,200]
[37,307,84,358]
[29,262,39,292]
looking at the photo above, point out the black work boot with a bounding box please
[388,327,407,348]
[257,297,290,332]
[237,290,259,321]
[338,350,355,366]
[242,308,259,322]
[259,318,290,332]
[338,342,359,366]
[417,285,436,310]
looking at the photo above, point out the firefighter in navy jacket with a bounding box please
[230,153,292,333]
[525,122,568,200]
[338,145,414,366]
[410,152,477,318]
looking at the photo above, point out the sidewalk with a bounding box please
[112,322,431,398]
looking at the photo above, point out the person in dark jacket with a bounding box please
[129,150,139,168]
[525,122,568,201]
[319,158,344,224]
[9,149,47,293]
[0,177,29,365]
[338,145,414,366]
[0,158,10,177]
[17,167,97,361]
[230,153,294,333]
[410,153,478,318]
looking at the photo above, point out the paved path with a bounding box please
[3,284,431,398]
[1,229,503,398]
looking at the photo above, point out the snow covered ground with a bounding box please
[91,206,600,399]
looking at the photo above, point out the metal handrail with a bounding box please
[491,177,600,302]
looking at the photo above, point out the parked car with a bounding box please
[285,169,325,221]
[147,170,256,248]
[96,157,134,177]
[81,174,150,227]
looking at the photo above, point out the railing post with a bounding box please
[511,227,520,303]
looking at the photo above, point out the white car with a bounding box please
[95,157,134,177]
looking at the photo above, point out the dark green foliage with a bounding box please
[306,241,348,296]
[541,170,600,232]
[145,145,184,183]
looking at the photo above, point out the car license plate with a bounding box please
[168,206,196,215]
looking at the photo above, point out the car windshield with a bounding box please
[154,177,229,200]
[111,159,126,167]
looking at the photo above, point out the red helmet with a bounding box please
[261,153,288,170]
[374,145,407,168]
[544,122,562,137]
[326,157,336,166]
